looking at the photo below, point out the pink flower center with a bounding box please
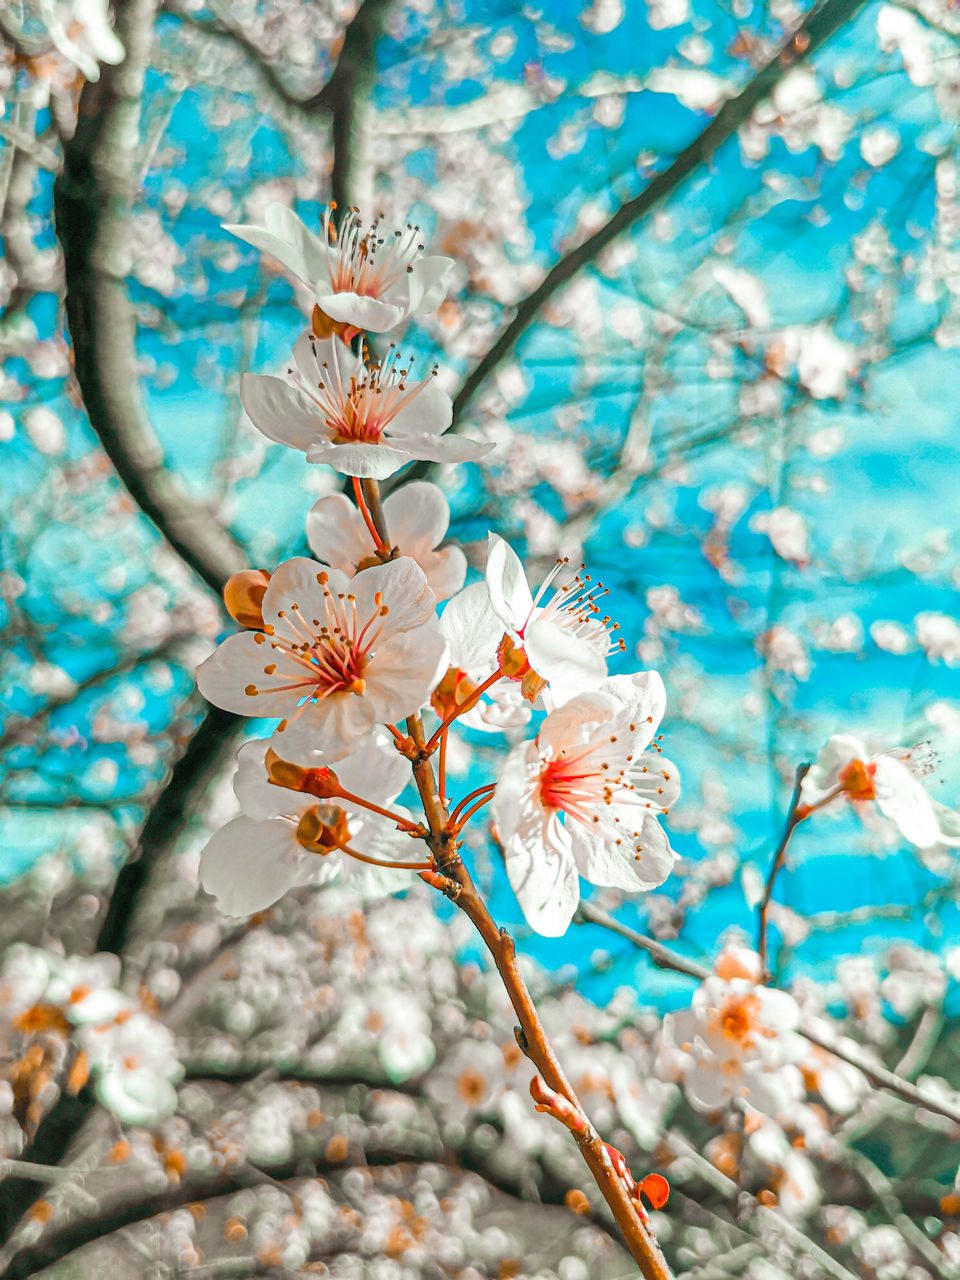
[323,208,423,301]
[303,339,435,446]
[245,571,388,713]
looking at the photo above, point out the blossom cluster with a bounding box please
[195,204,682,938]
[0,943,183,1140]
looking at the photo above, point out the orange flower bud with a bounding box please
[296,805,350,852]
[223,569,271,629]
[639,1173,670,1210]
[838,757,877,801]
[431,666,479,719]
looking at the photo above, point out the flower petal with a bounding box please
[199,816,320,915]
[485,534,533,630]
[224,204,332,290]
[800,733,868,805]
[261,556,349,632]
[240,373,322,452]
[275,690,378,762]
[409,254,455,312]
[386,378,453,439]
[416,546,467,602]
[525,617,607,703]
[196,631,299,718]
[361,626,449,724]
[234,739,314,820]
[383,481,450,553]
[570,807,677,892]
[503,816,580,938]
[378,431,492,465]
[304,439,413,479]
[874,755,941,847]
[600,671,667,752]
[439,582,503,679]
[351,555,436,634]
[314,291,405,331]
[305,492,371,573]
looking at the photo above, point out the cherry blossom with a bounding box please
[306,481,466,601]
[240,333,491,479]
[800,733,960,849]
[491,672,679,936]
[196,556,447,759]
[200,737,419,915]
[223,204,454,332]
[440,535,625,712]
[656,944,804,1115]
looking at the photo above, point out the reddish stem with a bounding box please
[438,728,448,805]
[353,476,386,550]
[424,670,504,752]
[336,786,421,833]
[333,840,434,873]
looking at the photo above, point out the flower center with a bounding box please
[838,757,877,801]
[521,558,626,659]
[245,571,389,715]
[323,207,423,300]
[711,993,762,1048]
[302,338,436,447]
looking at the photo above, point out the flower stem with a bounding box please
[438,727,448,804]
[333,839,434,873]
[352,476,386,550]
[424,669,504,752]
[757,763,811,980]
[367,476,673,1279]
[335,787,421,833]
[448,783,496,826]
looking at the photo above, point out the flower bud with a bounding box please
[431,666,478,719]
[295,805,350,852]
[223,569,271,630]
[265,748,342,800]
[838,757,877,801]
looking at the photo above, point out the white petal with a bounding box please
[409,254,455,313]
[332,734,410,805]
[485,535,533,630]
[305,492,371,573]
[525,617,606,702]
[492,741,541,839]
[874,755,941,847]
[225,205,334,288]
[95,1068,178,1127]
[932,799,960,847]
[351,555,436,634]
[261,556,347,632]
[314,291,405,331]
[234,739,314,820]
[599,671,667,752]
[199,817,316,915]
[386,378,453,439]
[362,626,449,723]
[276,691,378,762]
[570,807,677,892]
[296,331,361,391]
[631,752,681,809]
[196,632,299,718]
[503,817,580,938]
[304,439,413,479]
[379,431,492,465]
[536,691,614,757]
[383,481,450,554]
[240,372,323,452]
[416,546,467,602]
[439,582,502,679]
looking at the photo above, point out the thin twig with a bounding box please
[757,763,810,979]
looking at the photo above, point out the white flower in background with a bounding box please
[39,0,125,82]
[492,672,679,936]
[1,945,182,1129]
[240,333,491,480]
[440,535,625,713]
[197,556,447,760]
[656,945,804,1115]
[306,481,466,601]
[80,1012,183,1127]
[801,733,960,849]
[199,737,415,916]
[224,204,454,332]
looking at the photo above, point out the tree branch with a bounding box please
[449,0,871,428]
[53,0,247,598]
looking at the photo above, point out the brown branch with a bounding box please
[53,0,247,598]
[448,0,871,430]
